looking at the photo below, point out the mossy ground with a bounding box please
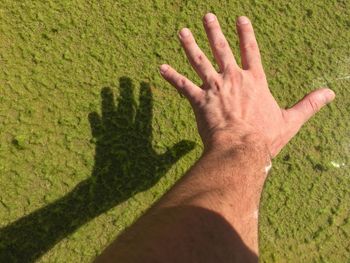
[0,0,349,262]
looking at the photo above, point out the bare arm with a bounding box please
[95,13,335,262]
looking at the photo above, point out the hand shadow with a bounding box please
[0,77,195,262]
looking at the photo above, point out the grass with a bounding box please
[0,0,349,262]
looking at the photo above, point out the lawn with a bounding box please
[0,0,349,262]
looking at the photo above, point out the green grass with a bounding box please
[0,0,349,262]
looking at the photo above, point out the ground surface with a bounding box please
[0,0,349,262]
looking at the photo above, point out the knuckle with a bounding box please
[202,73,212,84]
[191,96,204,107]
[241,42,258,52]
[307,98,320,114]
[251,69,266,80]
[224,65,236,75]
[179,77,188,88]
[213,39,227,50]
[193,53,204,66]
[208,76,223,92]
[228,69,244,85]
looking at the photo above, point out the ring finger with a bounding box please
[178,28,218,83]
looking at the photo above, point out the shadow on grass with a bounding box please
[0,77,195,262]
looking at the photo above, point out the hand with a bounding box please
[88,78,195,198]
[159,13,335,157]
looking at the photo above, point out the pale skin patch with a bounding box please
[253,209,259,219]
[265,162,272,174]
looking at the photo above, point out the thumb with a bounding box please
[286,88,335,126]
[157,140,196,171]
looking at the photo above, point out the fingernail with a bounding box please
[159,64,169,74]
[324,89,336,103]
[179,28,190,38]
[204,13,216,23]
[237,16,250,25]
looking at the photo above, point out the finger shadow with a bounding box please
[0,77,195,262]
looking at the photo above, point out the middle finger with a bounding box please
[203,13,237,72]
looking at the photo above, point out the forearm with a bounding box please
[156,133,271,251]
[95,134,271,262]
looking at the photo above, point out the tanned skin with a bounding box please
[95,14,335,262]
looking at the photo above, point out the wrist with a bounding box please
[201,128,272,191]
[203,127,271,159]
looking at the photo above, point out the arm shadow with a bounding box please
[0,77,195,262]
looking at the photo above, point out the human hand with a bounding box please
[159,13,335,158]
